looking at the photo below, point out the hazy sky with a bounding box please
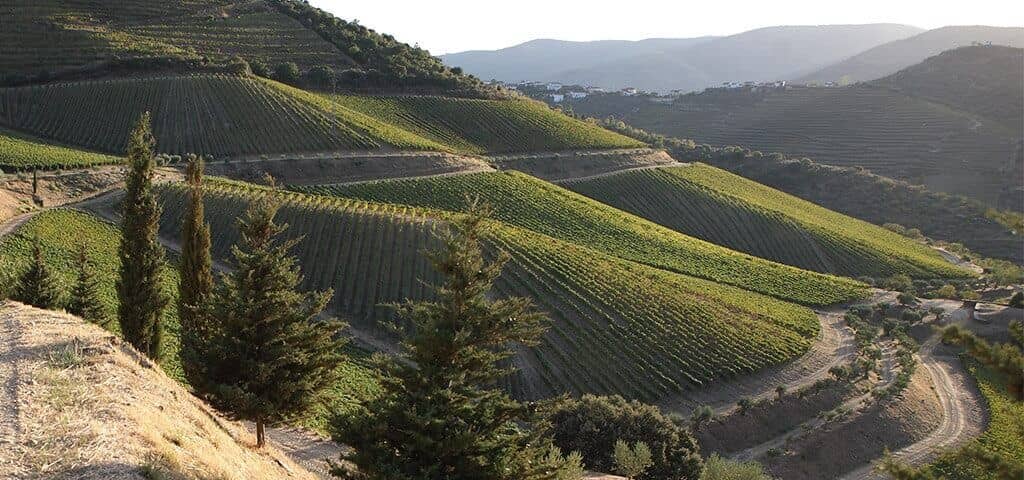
[310,0,1022,55]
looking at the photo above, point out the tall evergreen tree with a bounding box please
[204,193,346,448]
[13,236,61,309]
[116,112,169,360]
[178,155,214,386]
[336,202,581,480]
[68,243,108,326]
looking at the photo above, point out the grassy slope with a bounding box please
[563,164,968,279]
[928,364,1024,479]
[0,209,380,433]
[155,180,821,401]
[326,95,644,154]
[293,170,868,305]
[0,126,121,170]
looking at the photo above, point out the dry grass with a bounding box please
[0,301,317,480]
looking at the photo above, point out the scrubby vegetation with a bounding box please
[562,164,968,279]
[295,171,868,305]
[156,180,823,401]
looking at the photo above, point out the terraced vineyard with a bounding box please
[155,181,822,401]
[0,127,120,171]
[573,86,1020,206]
[0,0,350,77]
[293,171,869,305]
[0,75,387,156]
[326,95,644,154]
[561,164,970,279]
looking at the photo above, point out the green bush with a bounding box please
[544,395,702,480]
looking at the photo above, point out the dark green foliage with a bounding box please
[116,112,169,360]
[68,243,108,325]
[543,394,703,480]
[942,325,1024,399]
[336,203,576,479]
[273,62,300,84]
[178,155,214,387]
[202,193,346,448]
[12,236,61,309]
[1009,292,1023,309]
[250,59,270,78]
[306,64,335,89]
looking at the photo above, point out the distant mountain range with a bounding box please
[442,24,1024,93]
[442,24,923,92]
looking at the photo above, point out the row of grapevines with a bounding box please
[294,170,869,305]
[0,127,120,171]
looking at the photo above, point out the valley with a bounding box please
[0,1,1020,479]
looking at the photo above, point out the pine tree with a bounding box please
[336,201,580,480]
[13,236,61,309]
[68,243,108,326]
[116,112,169,360]
[178,155,214,386]
[203,192,346,448]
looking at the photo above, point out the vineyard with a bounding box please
[293,170,868,305]
[561,164,971,279]
[0,127,120,171]
[155,181,822,401]
[0,0,349,77]
[572,86,1020,206]
[326,95,644,154]
[0,75,386,157]
[0,208,380,433]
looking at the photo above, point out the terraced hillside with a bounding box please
[294,171,872,305]
[0,127,120,171]
[326,95,644,154]
[572,85,1021,207]
[0,74,639,160]
[872,45,1024,132]
[154,181,823,401]
[560,164,968,279]
[0,0,347,77]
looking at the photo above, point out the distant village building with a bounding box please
[568,91,587,99]
[550,93,564,103]
[546,82,563,91]
[585,86,605,93]
[621,87,638,96]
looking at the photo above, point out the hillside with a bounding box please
[0,301,319,479]
[0,74,639,161]
[0,126,121,171]
[560,164,966,279]
[292,171,872,305]
[872,45,1024,132]
[0,0,490,96]
[149,180,829,402]
[572,85,1021,208]
[797,26,1024,84]
[443,24,922,92]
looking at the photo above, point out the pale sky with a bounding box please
[310,0,1023,55]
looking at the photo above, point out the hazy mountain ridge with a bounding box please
[798,25,1024,84]
[442,24,923,92]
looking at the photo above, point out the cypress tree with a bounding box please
[337,201,581,480]
[13,236,62,309]
[68,243,108,326]
[116,112,169,360]
[179,155,214,386]
[204,192,346,448]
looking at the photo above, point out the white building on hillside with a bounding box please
[568,91,587,99]
[546,82,563,91]
[621,87,638,96]
[550,93,564,103]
